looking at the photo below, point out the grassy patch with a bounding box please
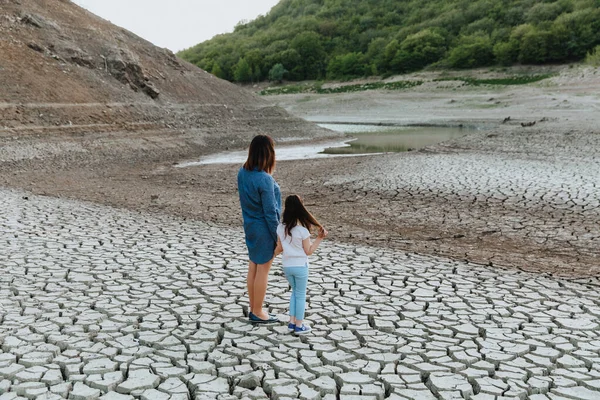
[433,74,553,86]
[260,80,422,96]
[585,45,600,66]
[259,85,311,95]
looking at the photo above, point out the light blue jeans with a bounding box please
[283,265,308,321]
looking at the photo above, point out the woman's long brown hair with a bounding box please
[243,135,275,174]
[282,195,322,238]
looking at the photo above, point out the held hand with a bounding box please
[318,228,328,239]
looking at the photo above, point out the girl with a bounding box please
[275,195,328,334]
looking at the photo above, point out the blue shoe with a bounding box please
[287,323,296,332]
[295,324,312,335]
[249,312,277,321]
[249,312,279,324]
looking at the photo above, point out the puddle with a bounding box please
[318,124,473,154]
[176,139,364,167]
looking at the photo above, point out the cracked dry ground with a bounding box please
[138,130,599,278]
[2,189,600,400]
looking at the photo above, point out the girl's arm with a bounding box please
[302,228,328,255]
[274,237,283,257]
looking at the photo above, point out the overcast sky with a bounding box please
[72,0,281,52]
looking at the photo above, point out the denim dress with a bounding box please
[237,167,282,264]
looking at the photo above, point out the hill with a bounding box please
[179,0,600,82]
[0,0,333,168]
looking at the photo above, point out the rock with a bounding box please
[62,46,95,68]
[105,48,158,98]
[20,13,43,28]
[83,358,118,375]
[116,369,160,394]
[27,42,44,52]
[99,393,134,400]
[68,382,100,400]
[236,372,261,390]
[143,82,160,99]
[187,374,229,394]
[20,13,60,30]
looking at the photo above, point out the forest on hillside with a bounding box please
[178,0,600,82]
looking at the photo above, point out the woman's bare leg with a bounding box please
[247,261,257,314]
[251,258,274,320]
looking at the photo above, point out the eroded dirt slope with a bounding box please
[0,0,335,168]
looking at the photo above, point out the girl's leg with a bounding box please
[250,258,274,320]
[291,267,309,326]
[247,261,257,314]
[283,268,297,324]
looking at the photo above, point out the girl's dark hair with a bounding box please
[243,135,275,174]
[282,195,322,237]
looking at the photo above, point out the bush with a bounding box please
[586,45,600,66]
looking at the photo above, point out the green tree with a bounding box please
[265,49,302,79]
[447,32,494,68]
[519,29,554,63]
[398,29,447,71]
[178,0,600,81]
[233,58,252,82]
[245,49,263,77]
[268,63,288,82]
[493,41,519,65]
[527,2,567,24]
[382,39,400,72]
[327,52,366,80]
[290,31,327,80]
[210,63,224,79]
[366,37,388,73]
[252,65,262,82]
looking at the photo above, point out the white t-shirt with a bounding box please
[277,223,310,267]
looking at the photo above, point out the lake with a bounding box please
[177,124,473,166]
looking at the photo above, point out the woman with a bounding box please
[238,135,281,323]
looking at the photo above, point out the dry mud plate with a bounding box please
[2,189,600,400]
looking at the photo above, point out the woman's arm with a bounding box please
[259,175,280,242]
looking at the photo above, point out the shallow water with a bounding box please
[176,139,364,167]
[177,124,473,166]
[319,124,472,154]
